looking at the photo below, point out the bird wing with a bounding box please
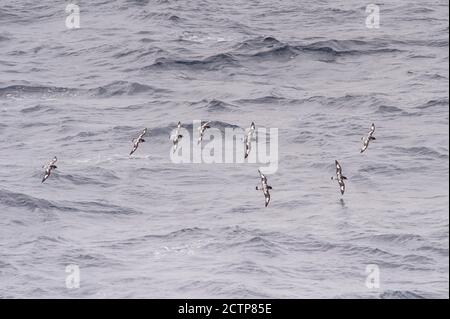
[130,144,138,155]
[369,123,375,136]
[44,157,57,169]
[245,140,251,157]
[264,191,270,207]
[258,170,267,184]
[339,181,345,195]
[139,128,147,139]
[335,161,342,175]
[42,173,49,183]
[361,137,369,152]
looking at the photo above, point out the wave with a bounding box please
[208,228,337,255]
[143,53,240,71]
[218,260,273,276]
[88,80,169,97]
[0,84,79,98]
[190,99,238,112]
[416,98,449,110]
[177,33,233,44]
[103,227,210,248]
[416,245,449,257]
[0,189,77,213]
[402,254,435,264]
[66,200,142,216]
[0,81,169,99]
[299,39,401,55]
[233,36,285,52]
[226,236,282,257]
[356,233,425,244]
[140,11,183,23]
[375,105,403,113]
[234,95,300,106]
[0,34,10,42]
[357,163,415,175]
[232,38,308,61]
[20,104,56,114]
[232,36,401,62]
[338,243,399,259]
[294,93,390,110]
[390,146,448,160]
[21,235,68,246]
[165,227,209,239]
[137,37,402,72]
[63,131,100,141]
[54,173,115,187]
[1,5,61,24]
[124,0,152,6]
[0,188,139,216]
[379,290,426,299]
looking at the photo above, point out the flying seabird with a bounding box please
[256,169,272,207]
[171,121,183,153]
[244,122,255,159]
[197,121,211,145]
[331,160,347,195]
[360,123,376,153]
[130,128,147,156]
[42,156,57,183]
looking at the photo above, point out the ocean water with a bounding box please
[0,0,448,299]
